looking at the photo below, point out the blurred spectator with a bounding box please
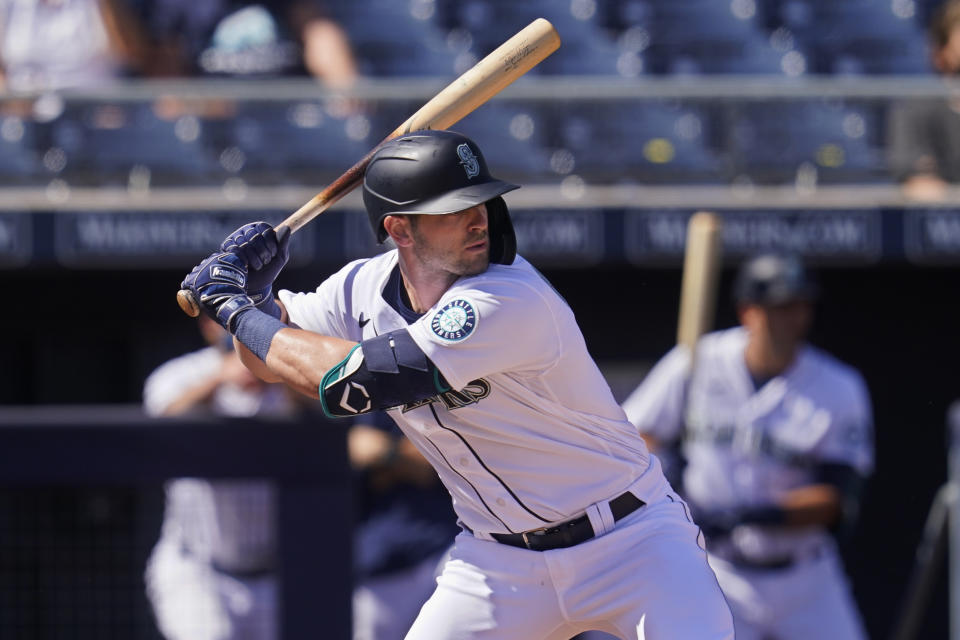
[621,253,874,640]
[350,411,459,640]
[143,314,297,640]
[888,0,960,201]
[134,0,357,85]
[0,0,149,92]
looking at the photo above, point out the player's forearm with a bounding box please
[264,328,357,399]
[158,377,222,415]
[777,484,843,528]
[237,338,282,383]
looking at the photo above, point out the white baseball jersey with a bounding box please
[280,250,652,536]
[622,326,874,562]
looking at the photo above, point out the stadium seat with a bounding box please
[0,115,42,183]
[537,31,636,76]
[775,0,932,74]
[619,0,803,75]
[448,0,616,67]
[551,102,725,182]
[223,102,374,183]
[50,104,219,185]
[728,101,887,183]
[653,33,807,75]
[326,0,454,76]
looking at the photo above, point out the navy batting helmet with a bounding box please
[362,129,520,265]
[733,252,819,305]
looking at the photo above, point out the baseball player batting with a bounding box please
[179,129,734,639]
[622,252,874,640]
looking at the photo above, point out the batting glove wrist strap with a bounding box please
[214,294,256,332]
[234,308,286,362]
[251,287,283,320]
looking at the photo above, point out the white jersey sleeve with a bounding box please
[143,347,221,417]
[278,258,369,341]
[405,271,561,392]
[811,365,874,476]
[620,344,691,443]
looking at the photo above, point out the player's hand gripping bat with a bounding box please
[177,18,562,317]
[676,211,723,356]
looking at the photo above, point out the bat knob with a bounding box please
[177,289,201,317]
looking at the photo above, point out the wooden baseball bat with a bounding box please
[676,211,723,354]
[177,18,562,317]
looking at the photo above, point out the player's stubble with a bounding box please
[408,216,490,279]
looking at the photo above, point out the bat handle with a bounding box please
[177,288,201,317]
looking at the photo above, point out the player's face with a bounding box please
[742,299,812,350]
[408,203,490,277]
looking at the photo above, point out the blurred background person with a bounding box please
[0,0,149,92]
[888,0,960,201]
[143,313,297,640]
[349,411,459,640]
[131,0,357,85]
[621,252,874,640]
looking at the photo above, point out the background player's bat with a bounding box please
[676,211,723,355]
[177,18,562,317]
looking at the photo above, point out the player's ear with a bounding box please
[383,215,414,247]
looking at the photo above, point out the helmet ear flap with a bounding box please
[487,197,516,265]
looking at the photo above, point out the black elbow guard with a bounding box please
[319,329,449,418]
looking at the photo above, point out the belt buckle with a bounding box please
[521,526,550,549]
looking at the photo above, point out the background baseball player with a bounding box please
[621,252,874,640]
[178,128,735,639]
[143,314,295,640]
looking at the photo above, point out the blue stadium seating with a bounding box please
[537,33,630,76]
[223,102,374,183]
[772,0,932,74]
[0,115,42,183]
[325,0,454,76]
[443,0,619,73]
[551,102,725,182]
[728,101,888,183]
[50,104,219,185]
[604,0,807,75]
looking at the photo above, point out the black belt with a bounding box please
[491,491,645,551]
[211,560,275,579]
[715,545,826,572]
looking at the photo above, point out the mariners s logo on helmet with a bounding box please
[457,143,480,179]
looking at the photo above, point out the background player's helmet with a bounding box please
[362,129,520,265]
[733,252,819,305]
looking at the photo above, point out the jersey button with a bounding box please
[496,498,506,506]
[459,456,469,466]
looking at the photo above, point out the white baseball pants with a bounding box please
[708,552,868,640]
[405,491,734,639]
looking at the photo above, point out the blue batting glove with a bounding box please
[220,222,290,307]
[181,251,256,332]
